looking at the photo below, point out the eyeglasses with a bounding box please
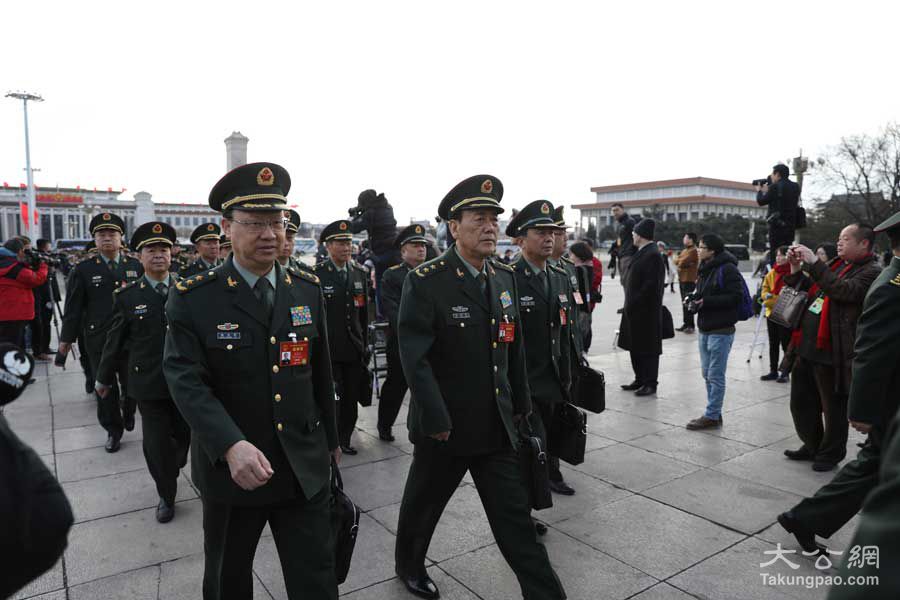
[229,218,288,234]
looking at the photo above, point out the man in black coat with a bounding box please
[350,189,398,316]
[180,223,221,277]
[618,218,665,396]
[611,202,636,286]
[756,163,800,264]
[95,221,190,523]
[376,224,428,442]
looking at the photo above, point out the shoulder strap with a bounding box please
[3,262,25,280]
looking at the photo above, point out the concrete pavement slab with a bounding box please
[56,439,147,483]
[569,442,700,492]
[67,566,160,600]
[62,470,196,523]
[340,454,412,511]
[159,553,272,599]
[626,427,758,467]
[341,566,480,600]
[10,558,64,600]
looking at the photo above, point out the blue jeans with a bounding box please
[698,332,735,420]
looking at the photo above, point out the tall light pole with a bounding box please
[6,91,44,240]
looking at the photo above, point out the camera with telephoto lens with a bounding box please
[752,176,772,187]
[348,206,364,218]
[24,249,62,268]
[683,292,702,315]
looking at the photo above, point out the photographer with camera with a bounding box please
[32,239,61,359]
[684,234,744,431]
[0,238,49,348]
[756,163,800,265]
[349,189,397,315]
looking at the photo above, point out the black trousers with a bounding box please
[792,432,883,539]
[28,310,44,354]
[678,282,696,328]
[77,335,93,389]
[377,335,407,431]
[766,319,791,374]
[37,304,54,354]
[768,225,795,265]
[395,442,566,600]
[333,360,364,447]
[0,321,26,347]
[532,401,564,483]
[137,397,190,505]
[201,485,336,600]
[790,357,849,464]
[86,344,135,438]
[630,352,659,388]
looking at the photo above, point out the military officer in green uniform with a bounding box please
[314,220,370,455]
[278,208,313,275]
[826,211,900,598]
[181,222,222,278]
[218,233,232,262]
[507,200,574,498]
[163,163,339,600]
[376,224,428,442]
[394,175,565,600]
[779,211,900,556]
[549,206,584,358]
[58,212,144,452]
[170,242,189,273]
[95,221,189,523]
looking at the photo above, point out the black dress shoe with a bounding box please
[156,499,175,523]
[777,511,823,554]
[783,447,814,461]
[123,413,135,432]
[635,385,657,397]
[398,572,440,599]
[620,381,642,391]
[534,520,548,536]
[378,427,395,442]
[812,461,837,472]
[675,325,687,332]
[105,433,121,453]
[340,445,358,455]
[760,372,779,381]
[549,480,575,496]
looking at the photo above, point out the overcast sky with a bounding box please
[2,1,897,224]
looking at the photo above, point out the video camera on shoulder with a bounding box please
[752,176,773,187]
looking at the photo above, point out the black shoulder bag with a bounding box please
[517,416,553,510]
[330,457,360,584]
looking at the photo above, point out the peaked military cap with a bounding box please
[190,222,221,244]
[132,221,177,250]
[209,162,291,213]
[875,210,900,233]
[438,174,505,221]
[219,234,232,249]
[85,240,97,253]
[551,206,568,227]
[505,200,559,238]
[320,220,353,244]
[89,211,125,236]
[284,209,301,234]
[395,223,428,248]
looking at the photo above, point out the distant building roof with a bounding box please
[589,176,755,194]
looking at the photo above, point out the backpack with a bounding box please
[717,265,754,321]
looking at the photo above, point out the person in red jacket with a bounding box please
[0,238,49,347]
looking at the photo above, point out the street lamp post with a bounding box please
[6,91,44,240]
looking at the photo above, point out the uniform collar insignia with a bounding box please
[226,276,239,288]
[456,268,465,278]
[285,272,292,286]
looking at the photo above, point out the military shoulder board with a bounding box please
[291,267,321,285]
[176,270,218,294]
[414,259,448,278]
[491,259,514,272]
[387,263,404,271]
[548,264,567,275]
[890,273,900,286]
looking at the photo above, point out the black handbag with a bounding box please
[550,403,587,466]
[330,457,360,584]
[769,286,807,330]
[573,359,605,414]
[359,366,373,407]
[517,417,553,510]
[661,305,675,339]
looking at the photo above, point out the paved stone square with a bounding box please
[5,277,865,599]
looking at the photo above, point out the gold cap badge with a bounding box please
[541,202,550,214]
[257,167,274,186]
[481,179,493,194]
[207,224,215,231]
[102,213,111,221]
[152,223,163,234]
[415,226,422,233]
[339,222,348,231]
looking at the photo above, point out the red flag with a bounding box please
[20,203,28,228]
[34,207,39,225]
[19,183,26,189]
[2,182,8,188]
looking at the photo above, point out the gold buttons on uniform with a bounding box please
[272,365,279,373]
[226,344,233,350]
[491,318,496,325]
[460,323,465,328]
[277,423,283,431]
[274,394,282,402]
[495,388,500,395]
[492,342,497,349]
[494,366,498,372]
[270,336,276,344]
[134,366,139,372]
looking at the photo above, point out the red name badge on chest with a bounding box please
[353,294,366,308]
[279,341,310,366]
[559,308,568,325]
[573,291,584,305]
[498,321,516,343]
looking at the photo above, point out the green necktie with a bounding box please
[537,270,548,297]
[156,282,168,297]
[254,278,274,320]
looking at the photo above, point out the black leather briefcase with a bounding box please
[330,458,360,584]
[550,403,588,466]
[573,359,605,414]
[517,417,553,510]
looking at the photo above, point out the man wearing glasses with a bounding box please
[163,162,340,599]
